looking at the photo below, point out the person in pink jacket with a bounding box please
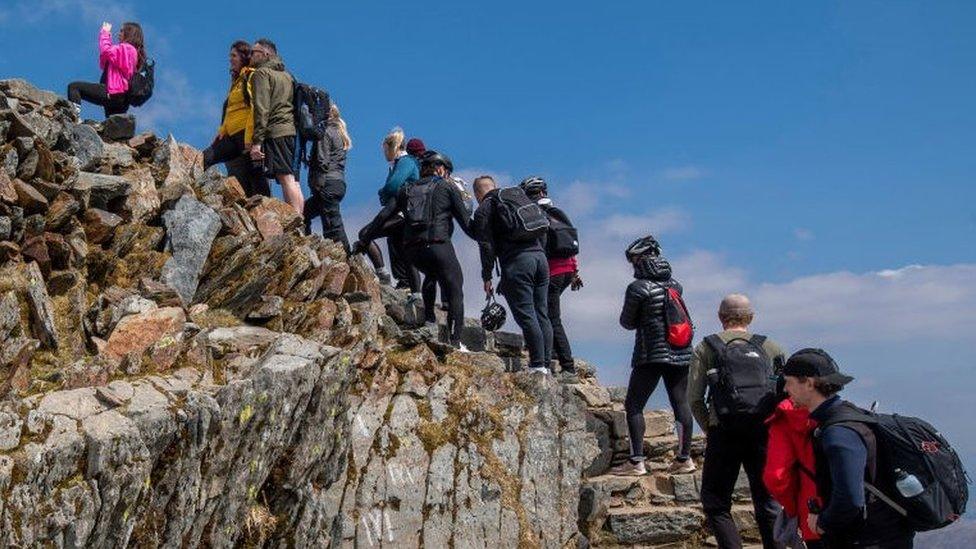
[67,21,145,117]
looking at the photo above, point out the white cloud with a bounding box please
[601,207,690,239]
[6,0,133,25]
[134,66,221,142]
[661,165,706,181]
[793,227,815,241]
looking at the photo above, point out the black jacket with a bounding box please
[619,255,693,368]
[472,189,545,281]
[360,176,474,247]
[811,397,915,547]
[309,122,346,185]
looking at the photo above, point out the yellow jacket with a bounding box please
[217,67,255,145]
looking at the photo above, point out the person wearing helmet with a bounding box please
[520,177,583,375]
[609,236,695,476]
[472,175,553,374]
[355,150,476,348]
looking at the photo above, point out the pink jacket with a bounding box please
[98,29,138,96]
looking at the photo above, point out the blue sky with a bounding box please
[2,1,975,476]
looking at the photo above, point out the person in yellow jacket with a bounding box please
[202,40,269,197]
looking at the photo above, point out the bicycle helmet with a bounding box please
[481,295,507,332]
[625,235,661,261]
[519,176,547,197]
[420,150,450,171]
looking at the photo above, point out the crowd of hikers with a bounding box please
[64,23,968,549]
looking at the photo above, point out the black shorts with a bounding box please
[263,135,298,178]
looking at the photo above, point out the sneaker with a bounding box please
[70,102,82,119]
[456,343,470,353]
[527,366,551,375]
[608,460,647,476]
[376,268,392,286]
[668,459,697,474]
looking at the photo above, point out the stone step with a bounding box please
[602,505,706,546]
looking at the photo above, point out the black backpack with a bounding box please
[127,58,155,107]
[495,187,549,242]
[543,206,579,259]
[816,408,969,532]
[292,81,331,166]
[704,335,778,418]
[403,179,439,238]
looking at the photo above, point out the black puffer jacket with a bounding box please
[619,255,693,368]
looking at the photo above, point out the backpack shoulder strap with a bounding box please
[749,334,767,347]
[704,334,726,356]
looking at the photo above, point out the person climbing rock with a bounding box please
[67,21,146,118]
[376,127,422,292]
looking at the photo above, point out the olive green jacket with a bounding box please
[249,56,296,143]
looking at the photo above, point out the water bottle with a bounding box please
[894,468,924,497]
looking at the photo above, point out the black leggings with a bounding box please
[66,81,129,117]
[203,131,270,197]
[548,272,575,369]
[405,242,464,345]
[304,175,350,252]
[624,364,693,461]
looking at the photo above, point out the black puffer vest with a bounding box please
[619,255,693,368]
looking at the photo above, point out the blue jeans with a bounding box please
[500,251,552,369]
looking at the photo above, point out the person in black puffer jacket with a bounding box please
[608,235,696,477]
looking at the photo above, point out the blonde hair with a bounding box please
[383,126,405,158]
[330,103,352,151]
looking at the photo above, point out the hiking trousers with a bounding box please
[548,272,575,370]
[405,242,464,345]
[203,131,269,198]
[389,232,421,292]
[66,81,129,118]
[701,418,784,549]
[624,363,693,461]
[499,251,552,369]
[304,175,350,252]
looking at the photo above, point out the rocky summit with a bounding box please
[0,79,761,547]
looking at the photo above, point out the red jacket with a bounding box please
[763,399,822,541]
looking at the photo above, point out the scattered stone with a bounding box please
[23,261,59,349]
[249,196,302,239]
[247,295,284,321]
[121,167,159,223]
[104,306,186,365]
[13,178,48,212]
[0,79,61,107]
[44,191,80,230]
[0,171,18,203]
[64,123,103,170]
[76,172,130,209]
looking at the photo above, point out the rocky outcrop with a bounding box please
[0,78,761,548]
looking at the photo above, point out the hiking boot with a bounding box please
[376,268,392,286]
[608,460,647,476]
[668,459,697,474]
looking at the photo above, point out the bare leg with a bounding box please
[277,174,305,216]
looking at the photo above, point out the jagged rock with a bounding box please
[0,79,61,107]
[104,306,185,369]
[99,141,135,169]
[572,383,612,408]
[247,295,283,321]
[137,278,182,307]
[82,208,122,244]
[44,190,80,230]
[76,172,130,209]
[495,330,526,356]
[99,113,136,141]
[1,145,17,178]
[0,217,9,241]
[15,261,58,351]
[127,132,157,155]
[161,195,221,305]
[121,167,159,223]
[0,291,20,340]
[13,178,48,213]
[249,196,302,239]
[63,123,103,170]
[0,171,17,203]
[155,137,200,205]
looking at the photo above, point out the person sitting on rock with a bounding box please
[247,38,304,216]
[356,151,476,348]
[688,293,787,549]
[201,40,269,198]
[67,21,145,118]
[519,176,582,376]
[609,235,695,476]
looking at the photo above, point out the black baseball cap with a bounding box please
[783,348,854,386]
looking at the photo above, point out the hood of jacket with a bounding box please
[633,255,672,282]
[766,398,816,433]
[254,56,287,72]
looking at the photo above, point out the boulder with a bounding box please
[605,507,705,545]
[82,208,122,244]
[121,167,159,223]
[99,114,136,141]
[23,261,59,349]
[248,197,302,239]
[76,172,130,210]
[0,171,18,203]
[44,191,80,231]
[0,79,61,107]
[13,178,48,213]
[104,306,186,366]
[160,195,221,305]
[63,123,103,170]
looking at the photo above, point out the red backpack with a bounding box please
[661,285,693,348]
